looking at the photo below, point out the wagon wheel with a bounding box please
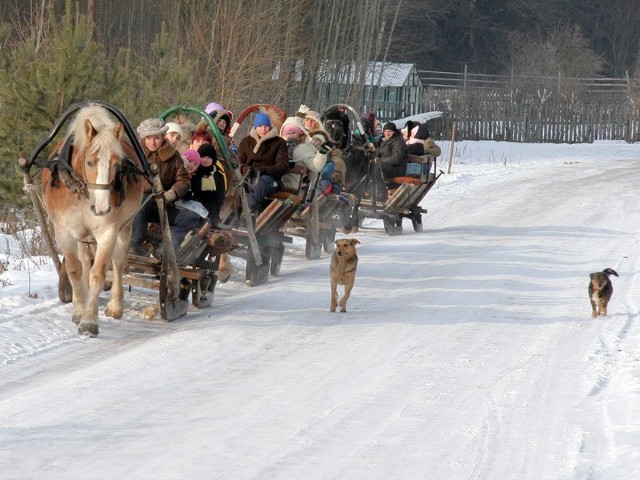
[58,257,73,303]
[192,272,216,308]
[270,243,285,276]
[383,216,403,236]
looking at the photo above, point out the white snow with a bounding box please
[1,140,640,479]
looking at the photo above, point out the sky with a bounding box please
[1,139,640,479]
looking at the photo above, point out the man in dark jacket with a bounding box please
[237,112,289,211]
[129,118,203,255]
[378,122,408,179]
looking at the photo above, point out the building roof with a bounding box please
[275,60,420,87]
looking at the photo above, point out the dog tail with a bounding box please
[602,268,619,277]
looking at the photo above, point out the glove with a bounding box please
[296,104,310,117]
[319,142,333,155]
[163,189,178,203]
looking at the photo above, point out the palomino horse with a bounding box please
[42,105,145,336]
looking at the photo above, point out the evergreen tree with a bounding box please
[0,0,132,206]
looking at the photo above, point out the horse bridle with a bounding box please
[51,136,144,206]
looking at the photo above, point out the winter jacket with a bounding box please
[142,140,190,199]
[407,124,441,157]
[329,148,346,188]
[191,163,226,226]
[237,127,289,179]
[281,141,327,191]
[378,132,408,178]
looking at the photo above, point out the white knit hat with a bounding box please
[137,118,168,138]
[165,122,184,137]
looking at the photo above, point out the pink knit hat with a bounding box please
[182,149,201,167]
[282,123,304,136]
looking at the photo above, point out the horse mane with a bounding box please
[67,104,124,158]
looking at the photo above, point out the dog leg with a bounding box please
[330,281,338,312]
[591,300,598,318]
[339,283,354,313]
[599,299,608,316]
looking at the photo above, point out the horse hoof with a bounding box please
[105,306,123,319]
[78,323,99,336]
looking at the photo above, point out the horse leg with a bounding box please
[57,239,89,325]
[105,228,130,319]
[81,232,117,336]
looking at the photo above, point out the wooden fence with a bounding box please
[416,69,640,143]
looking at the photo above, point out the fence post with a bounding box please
[447,122,456,174]
[463,65,467,91]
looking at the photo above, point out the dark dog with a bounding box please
[588,268,618,318]
[330,238,360,312]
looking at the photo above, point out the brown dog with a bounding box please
[330,238,360,312]
[589,268,618,318]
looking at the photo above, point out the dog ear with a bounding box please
[350,239,360,245]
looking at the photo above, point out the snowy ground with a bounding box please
[1,140,640,479]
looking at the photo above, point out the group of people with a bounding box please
[374,119,442,181]
[127,103,440,258]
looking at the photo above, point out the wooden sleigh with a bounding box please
[358,154,444,235]
[21,101,237,326]
[218,103,298,286]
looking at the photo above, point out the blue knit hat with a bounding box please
[254,112,272,128]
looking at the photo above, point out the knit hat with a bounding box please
[283,124,305,136]
[414,124,430,141]
[183,149,201,167]
[165,122,184,138]
[197,142,218,161]
[137,118,168,138]
[253,112,272,128]
[383,122,398,133]
[204,102,224,116]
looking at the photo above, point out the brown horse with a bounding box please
[42,105,145,336]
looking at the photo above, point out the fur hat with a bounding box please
[304,111,322,128]
[383,122,398,133]
[137,118,168,138]
[183,149,201,166]
[165,122,184,138]
[197,142,218,160]
[254,112,272,128]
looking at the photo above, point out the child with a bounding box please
[182,149,201,178]
[191,143,226,227]
[314,135,346,197]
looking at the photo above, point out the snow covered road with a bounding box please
[2,143,640,479]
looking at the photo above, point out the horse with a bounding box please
[42,104,145,336]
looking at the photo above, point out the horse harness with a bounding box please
[42,135,146,207]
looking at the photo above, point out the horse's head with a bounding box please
[70,106,127,216]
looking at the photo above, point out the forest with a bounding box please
[1,0,639,205]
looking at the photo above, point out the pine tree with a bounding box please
[0,0,133,206]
